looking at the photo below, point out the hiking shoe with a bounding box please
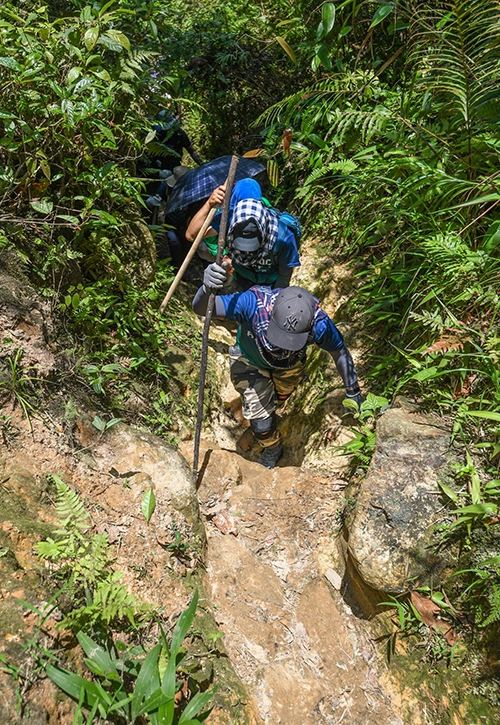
[258,445,283,469]
[237,427,255,452]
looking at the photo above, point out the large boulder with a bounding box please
[346,403,451,594]
[90,423,201,534]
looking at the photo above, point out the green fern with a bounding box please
[480,584,500,628]
[62,572,143,630]
[52,474,89,533]
[410,0,500,130]
[35,475,146,630]
[297,159,359,196]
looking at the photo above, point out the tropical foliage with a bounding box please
[1,0,500,714]
[257,0,500,683]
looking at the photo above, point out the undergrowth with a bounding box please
[1,475,216,724]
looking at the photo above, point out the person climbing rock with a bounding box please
[192,280,364,468]
[186,179,300,289]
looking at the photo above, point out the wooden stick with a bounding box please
[193,155,239,478]
[158,206,217,314]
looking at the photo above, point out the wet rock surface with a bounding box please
[346,404,451,594]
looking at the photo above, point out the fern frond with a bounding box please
[419,232,487,280]
[410,0,500,126]
[296,160,359,199]
[480,585,500,627]
[52,475,89,532]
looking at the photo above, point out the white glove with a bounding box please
[203,262,228,292]
[159,169,170,178]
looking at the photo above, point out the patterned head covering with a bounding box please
[227,199,279,269]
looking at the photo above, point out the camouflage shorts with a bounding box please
[229,345,304,421]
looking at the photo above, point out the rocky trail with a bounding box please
[0,253,481,725]
[181,440,403,724]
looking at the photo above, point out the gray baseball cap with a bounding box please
[166,165,190,187]
[231,220,262,252]
[266,286,316,351]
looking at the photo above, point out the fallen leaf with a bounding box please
[410,591,458,645]
[282,128,293,156]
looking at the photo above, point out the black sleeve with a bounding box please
[192,287,226,317]
[330,345,360,395]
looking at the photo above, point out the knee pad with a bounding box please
[250,414,277,441]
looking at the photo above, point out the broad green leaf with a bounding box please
[0,56,22,72]
[307,133,328,150]
[131,644,161,720]
[141,488,156,522]
[93,69,111,81]
[26,158,37,176]
[410,366,438,381]
[276,36,296,64]
[267,159,279,187]
[77,632,119,677]
[451,503,497,516]
[342,398,359,411]
[339,25,351,37]
[321,3,336,35]
[369,3,394,28]
[133,688,171,718]
[106,418,122,429]
[466,410,500,423]
[484,480,500,494]
[290,141,309,152]
[145,129,157,144]
[316,44,332,70]
[30,200,53,215]
[178,689,215,723]
[479,556,500,567]
[437,481,459,504]
[66,66,81,84]
[56,214,79,224]
[84,26,99,51]
[92,415,105,431]
[39,159,51,180]
[105,29,130,51]
[45,664,100,705]
[170,590,198,659]
[448,193,500,210]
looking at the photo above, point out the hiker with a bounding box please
[139,111,202,220]
[149,110,202,172]
[192,280,364,468]
[186,179,300,289]
[145,164,191,213]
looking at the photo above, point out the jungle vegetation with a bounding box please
[0,0,499,715]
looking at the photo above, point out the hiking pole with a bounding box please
[158,206,217,313]
[193,154,239,478]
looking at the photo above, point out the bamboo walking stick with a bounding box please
[193,155,239,478]
[158,206,217,313]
